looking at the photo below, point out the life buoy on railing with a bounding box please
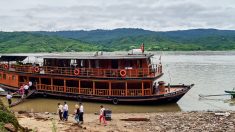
[112,98,119,105]
[4,64,9,69]
[120,70,126,77]
[74,68,80,75]
[34,67,40,73]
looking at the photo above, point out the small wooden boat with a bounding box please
[224,90,235,98]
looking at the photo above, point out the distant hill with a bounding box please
[0,32,100,53]
[1,28,235,53]
[36,28,235,51]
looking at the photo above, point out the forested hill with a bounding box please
[37,28,235,51]
[0,32,101,53]
[1,28,235,53]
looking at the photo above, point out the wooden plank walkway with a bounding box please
[9,90,36,107]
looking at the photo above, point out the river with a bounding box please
[2,51,235,113]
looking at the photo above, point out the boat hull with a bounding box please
[0,84,193,105]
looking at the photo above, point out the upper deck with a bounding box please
[0,52,163,79]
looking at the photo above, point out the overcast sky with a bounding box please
[0,0,234,31]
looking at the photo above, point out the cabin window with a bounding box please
[53,79,64,86]
[80,81,93,88]
[3,74,6,80]
[81,60,84,67]
[66,80,78,87]
[111,60,118,69]
[111,82,125,89]
[127,82,142,89]
[95,82,109,89]
[137,60,142,68]
[95,60,99,68]
[41,78,51,85]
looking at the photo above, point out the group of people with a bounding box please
[19,81,33,99]
[57,102,107,125]
[5,81,33,106]
[57,102,84,124]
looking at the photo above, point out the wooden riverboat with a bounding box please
[0,47,193,105]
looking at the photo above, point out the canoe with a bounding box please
[224,90,235,98]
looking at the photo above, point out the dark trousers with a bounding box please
[8,99,12,105]
[25,89,29,96]
[59,110,63,120]
[63,111,68,121]
[79,112,84,122]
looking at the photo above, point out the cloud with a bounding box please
[0,0,234,31]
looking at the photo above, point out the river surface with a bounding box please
[1,51,235,113]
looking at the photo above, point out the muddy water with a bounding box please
[1,98,181,113]
[1,51,235,113]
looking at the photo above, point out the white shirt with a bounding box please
[29,81,32,86]
[58,104,63,112]
[100,108,105,116]
[79,105,84,113]
[24,85,29,90]
[6,94,12,99]
[63,104,68,111]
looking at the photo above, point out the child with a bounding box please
[99,105,107,125]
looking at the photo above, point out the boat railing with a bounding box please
[111,89,126,96]
[0,63,163,78]
[80,88,93,95]
[35,84,153,96]
[94,89,109,95]
[144,89,151,95]
[127,89,142,96]
[66,87,78,93]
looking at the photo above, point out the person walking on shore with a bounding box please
[99,105,107,125]
[79,102,84,124]
[63,102,69,121]
[74,104,80,123]
[6,92,13,106]
[57,103,63,121]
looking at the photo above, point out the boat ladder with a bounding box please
[9,90,36,107]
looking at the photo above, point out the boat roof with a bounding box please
[0,53,154,61]
[39,53,154,60]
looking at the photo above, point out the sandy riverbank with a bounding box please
[15,111,235,132]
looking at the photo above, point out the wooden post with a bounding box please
[78,80,80,94]
[38,77,41,90]
[64,79,66,93]
[93,81,95,95]
[125,81,128,96]
[51,78,53,91]
[109,81,111,96]
[142,81,144,96]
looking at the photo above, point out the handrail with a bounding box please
[0,63,162,78]
[35,84,152,96]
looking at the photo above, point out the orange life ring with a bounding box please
[120,70,126,77]
[74,69,80,75]
[4,64,9,69]
[34,67,40,72]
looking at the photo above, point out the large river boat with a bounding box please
[0,47,193,105]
